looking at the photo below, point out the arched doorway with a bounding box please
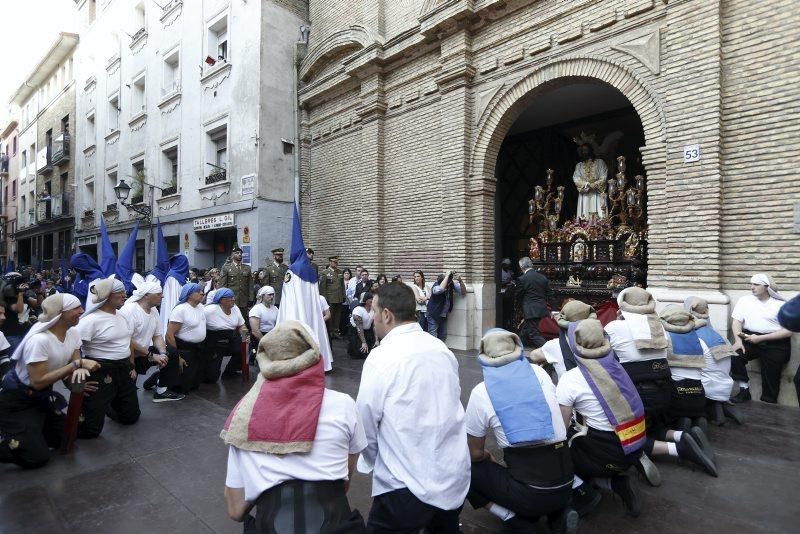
[494,79,647,328]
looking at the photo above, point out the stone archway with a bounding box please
[467,55,668,284]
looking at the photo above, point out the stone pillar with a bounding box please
[355,70,386,272]
[435,27,484,350]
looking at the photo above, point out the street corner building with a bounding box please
[71,0,309,271]
[297,0,800,403]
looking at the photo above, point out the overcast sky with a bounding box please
[1,0,79,124]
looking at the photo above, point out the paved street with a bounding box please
[2,339,799,533]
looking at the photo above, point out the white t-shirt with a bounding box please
[731,294,784,334]
[465,363,566,448]
[319,295,330,313]
[118,301,162,350]
[204,304,245,331]
[350,306,374,329]
[225,389,367,502]
[170,303,207,343]
[699,338,734,402]
[605,319,668,363]
[15,329,82,386]
[77,311,133,360]
[556,367,614,432]
[540,338,567,379]
[249,303,278,333]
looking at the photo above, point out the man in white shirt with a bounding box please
[119,281,178,402]
[356,283,470,533]
[222,320,368,532]
[466,328,577,533]
[729,273,793,404]
[77,278,138,439]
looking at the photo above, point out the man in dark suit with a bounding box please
[515,257,557,348]
[354,269,372,306]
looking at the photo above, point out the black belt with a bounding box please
[87,357,133,370]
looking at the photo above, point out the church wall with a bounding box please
[719,0,800,406]
[720,0,800,291]
[381,97,444,276]
[308,0,366,47]
[384,1,426,41]
[300,0,799,377]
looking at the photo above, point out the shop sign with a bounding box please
[193,213,235,231]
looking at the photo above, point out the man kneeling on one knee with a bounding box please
[466,328,578,533]
[222,320,367,533]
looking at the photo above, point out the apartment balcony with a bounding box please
[36,192,73,224]
[37,146,53,174]
[51,132,71,165]
[205,169,227,185]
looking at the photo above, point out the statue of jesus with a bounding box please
[572,143,608,220]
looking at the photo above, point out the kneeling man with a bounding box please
[222,320,367,532]
[466,328,577,533]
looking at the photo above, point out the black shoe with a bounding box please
[731,388,751,403]
[572,482,602,517]
[687,426,715,463]
[636,452,662,487]
[675,417,692,432]
[549,507,579,534]
[722,402,745,425]
[611,475,641,518]
[143,371,160,391]
[676,433,718,477]
[153,390,185,403]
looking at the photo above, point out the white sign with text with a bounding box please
[193,213,235,231]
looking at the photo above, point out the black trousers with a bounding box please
[202,329,240,383]
[161,340,202,393]
[569,428,641,479]
[467,460,571,519]
[367,488,461,534]
[0,388,64,468]
[669,378,706,420]
[520,317,546,349]
[730,335,791,403]
[78,359,140,439]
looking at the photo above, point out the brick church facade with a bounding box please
[298,1,799,402]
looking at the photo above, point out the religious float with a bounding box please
[527,155,647,307]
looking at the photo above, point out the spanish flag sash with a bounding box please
[568,323,646,454]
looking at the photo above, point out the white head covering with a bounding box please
[127,279,163,304]
[82,277,126,317]
[750,273,784,301]
[11,294,81,362]
[257,285,275,303]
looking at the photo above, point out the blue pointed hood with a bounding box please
[150,218,170,283]
[166,254,189,284]
[288,204,318,283]
[99,217,117,276]
[115,221,139,294]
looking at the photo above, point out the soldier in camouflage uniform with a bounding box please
[319,255,345,337]
[263,248,289,307]
[218,246,254,318]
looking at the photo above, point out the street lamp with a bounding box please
[113,179,132,203]
[114,178,158,222]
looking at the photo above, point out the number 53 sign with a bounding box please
[683,144,701,163]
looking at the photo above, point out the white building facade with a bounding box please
[73,0,307,270]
